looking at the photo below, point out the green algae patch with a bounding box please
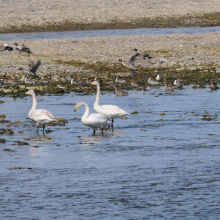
[55,117,68,123]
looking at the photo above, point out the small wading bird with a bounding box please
[114,85,128,96]
[14,43,33,57]
[26,89,57,134]
[210,80,217,90]
[91,81,129,128]
[0,44,13,52]
[22,60,41,78]
[74,102,112,135]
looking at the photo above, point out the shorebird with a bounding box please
[22,60,41,78]
[133,48,153,60]
[114,85,128,96]
[0,44,13,52]
[14,43,33,56]
[210,80,217,90]
[148,77,160,85]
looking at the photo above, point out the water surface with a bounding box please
[1,86,220,219]
[0,26,220,41]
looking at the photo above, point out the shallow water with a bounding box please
[0,26,220,41]
[1,85,220,219]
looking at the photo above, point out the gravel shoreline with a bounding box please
[0,31,220,96]
[1,0,220,33]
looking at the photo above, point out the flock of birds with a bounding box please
[26,80,129,135]
[1,43,218,135]
[0,43,41,83]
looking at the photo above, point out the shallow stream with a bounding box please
[1,85,220,219]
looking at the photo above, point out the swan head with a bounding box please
[91,81,99,86]
[74,102,82,112]
[26,89,35,95]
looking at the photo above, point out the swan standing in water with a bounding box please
[91,80,129,128]
[26,89,57,134]
[74,102,111,135]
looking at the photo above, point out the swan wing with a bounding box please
[95,104,129,118]
[29,109,56,122]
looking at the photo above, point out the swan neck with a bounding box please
[81,103,90,120]
[31,93,37,112]
[95,83,100,106]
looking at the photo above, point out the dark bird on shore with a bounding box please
[210,80,217,90]
[164,80,176,91]
[22,60,41,78]
[118,51,140,72]
[14,43,33,57]
[133,48,153,60]
[0,44,13,52]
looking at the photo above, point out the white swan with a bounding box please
[91,81,129,127]
[25,89,57,134]
[74,102,111,135]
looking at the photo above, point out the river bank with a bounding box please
[0,31,220,97]
[1,0,220,34]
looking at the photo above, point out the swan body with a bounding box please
[74,102,111,134]
[91,81,129,126]
[26,89,56,134]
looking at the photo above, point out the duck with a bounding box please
[118,51,140,72]
[156,73,163,82]
[91,80,129,127]
[22,60,41,78]
[114,85,128,96]
[24,76,36,84]
[0,44,13,52]
[148,77,160,85]
[174,79,184,89]
[131,79,141,88]
[133,48,153,60]
[25,89,57,134]
[210,80,217,90]
[115,76,126,84]
[74,102,111,135]
[164,81,176,91]
[14,43,33,56]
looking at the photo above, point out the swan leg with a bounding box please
[102,128,104,135]
[36,123,39,134]
[111,119,114,129]
[43,125,46,134]
[93,129,95,135]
